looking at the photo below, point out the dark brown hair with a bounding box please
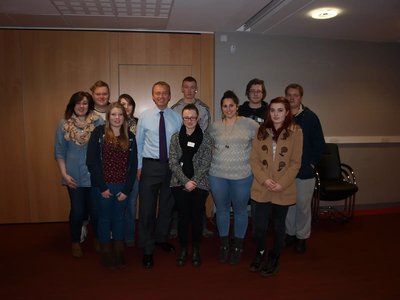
[258,97,296,141]
[64,91,94,120]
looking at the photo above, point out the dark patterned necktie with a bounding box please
[159,111,168,163]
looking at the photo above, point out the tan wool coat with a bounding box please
[250,125,303,206]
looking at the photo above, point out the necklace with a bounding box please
[224,117,238,148]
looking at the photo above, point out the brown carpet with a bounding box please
[0,213,399,300]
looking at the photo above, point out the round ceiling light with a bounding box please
[311,8,339,19]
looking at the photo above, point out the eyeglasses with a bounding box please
[249,90,263,94]
[182,117,197,121]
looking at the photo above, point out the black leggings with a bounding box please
[172,187,208,248]
[252,200,289,254]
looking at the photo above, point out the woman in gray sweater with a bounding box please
[169,104,213,267]
[208,90,259,265]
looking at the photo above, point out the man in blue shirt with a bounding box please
[136,81,182,268]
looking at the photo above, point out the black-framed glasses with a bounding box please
[182,117,197,121]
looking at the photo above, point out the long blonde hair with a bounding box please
[105,102,129,149]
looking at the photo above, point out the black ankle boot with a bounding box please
[176,247,188,267]
[191,247,201,267]
[229,238,244,265]
[260,251,280,277]
[249,249,265,272]
[219,236,230,263]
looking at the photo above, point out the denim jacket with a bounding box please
[86,125,138,195]
[54,118,104,187]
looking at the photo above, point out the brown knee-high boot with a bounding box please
[100,242,116,269]
[113,240,127,268]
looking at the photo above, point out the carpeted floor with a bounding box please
[0,212,399,299]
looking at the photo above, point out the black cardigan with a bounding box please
[86,125,138,195]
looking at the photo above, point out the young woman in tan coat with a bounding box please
[249,97,303,277]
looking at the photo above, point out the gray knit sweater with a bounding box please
[169,130,213,191]
[208,117,259,180]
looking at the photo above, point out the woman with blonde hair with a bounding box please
[87,102,138,269]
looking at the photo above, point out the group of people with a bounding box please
[54,77,325,277]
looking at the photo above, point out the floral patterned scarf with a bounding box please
[62,111,99,145]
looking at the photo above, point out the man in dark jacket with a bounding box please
[283,83,325,253]
[238,78,268,239]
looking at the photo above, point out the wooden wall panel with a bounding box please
[1,30,214,223]
[110,32,201,103]
[119,65,193,115]
[21,30,110,222]
[0,30,30,223]
[200,34,215,216]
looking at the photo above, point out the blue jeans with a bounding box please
[67,187,99,243]
[94,183,128,243]
[125,179,139,242]
[209,174,253,239]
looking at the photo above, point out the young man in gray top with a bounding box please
[170,76,214,238]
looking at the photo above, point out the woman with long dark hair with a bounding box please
[249,97,303,276]
[54,91,104,258]
[169,104,213,267]
[208,90,259,265]
[86,102,138,269]
[118,94,139,247]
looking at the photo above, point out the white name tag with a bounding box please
[187,142,195,147]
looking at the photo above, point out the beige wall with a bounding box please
[0,30,214,224]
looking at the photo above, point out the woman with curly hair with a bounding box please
[54,91,104,258]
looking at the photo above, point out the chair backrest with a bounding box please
[316,143,342,180]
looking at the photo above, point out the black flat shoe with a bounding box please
[283,235,297,248]
[142,254,154,268]
[155,242,176,253]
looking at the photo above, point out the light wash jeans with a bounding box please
[209,174,253,239]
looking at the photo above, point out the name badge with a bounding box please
[187,142,195,147]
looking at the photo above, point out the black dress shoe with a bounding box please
[282,235,297,248]
[142,254,154,268]
[155,242,176,252]
[294,239,306,254]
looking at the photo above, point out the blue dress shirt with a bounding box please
[136,106,182,169]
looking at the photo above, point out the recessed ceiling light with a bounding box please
[311,8,339,19]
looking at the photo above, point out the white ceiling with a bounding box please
[0,0,399,43]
